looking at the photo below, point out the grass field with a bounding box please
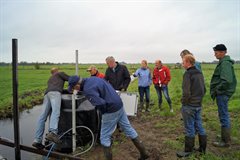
[0,63,239,159]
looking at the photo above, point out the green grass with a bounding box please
[0,64,109,117]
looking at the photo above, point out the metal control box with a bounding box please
[119,92,138,116]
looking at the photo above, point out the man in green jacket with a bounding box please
[210,44,237,147]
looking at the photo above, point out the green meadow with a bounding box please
[0,63,239,159]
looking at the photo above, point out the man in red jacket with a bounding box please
[87,65,105,78]
[153,60,173,112]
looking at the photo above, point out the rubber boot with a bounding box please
[176,136,195,158]
[139,102,144,110]
[213,127,231,147]
[169,104,173,112]
[103,146,112,160]
[132,137,149,160]
[158,104,162,110]
[145,102,150,112]
[198,135,207,154]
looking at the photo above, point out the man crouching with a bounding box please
[68,76,149,160]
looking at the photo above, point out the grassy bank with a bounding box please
[0,64,113,118]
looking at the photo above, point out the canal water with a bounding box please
[0,105,47,160]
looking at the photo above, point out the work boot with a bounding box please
[197,135,207,154]
[32,142,45,150]
[213,127,231,147]
[145,102,150,112]
[132,137,149,160]
[45,132,61,144]
[103,146,112,160]
[176,136,195,158]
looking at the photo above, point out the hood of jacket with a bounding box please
[219,55,235,65]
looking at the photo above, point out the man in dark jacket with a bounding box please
[210,44,237,147]
[68,76,149,160]
[105,56,131,91]
[32,68,69,149]
[177,55,207,158]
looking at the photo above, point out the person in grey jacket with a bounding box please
[32,68,69,149]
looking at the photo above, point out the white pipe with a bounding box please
[72,50,78,152]
[75,50,78,75]
[72,91,77,152]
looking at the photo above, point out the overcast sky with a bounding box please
[0,0,239,63]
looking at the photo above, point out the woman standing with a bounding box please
[133,60,152,112]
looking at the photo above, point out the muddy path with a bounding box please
[79,110,240,160]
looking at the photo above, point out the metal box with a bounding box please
[119,92,138,116]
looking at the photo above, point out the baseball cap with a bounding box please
[86,65,96,71]
[68,75,80,92]
[213,44,227,51]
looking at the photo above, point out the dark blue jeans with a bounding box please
[216,95,230,128]
[181,105,206,137]
[154,84,172,107]
[138,86,150,103]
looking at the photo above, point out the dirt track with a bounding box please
[79,107,240,160]
[80,110,184,160]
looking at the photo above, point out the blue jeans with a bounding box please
[100,107,138,147]
[154,84,172,107]
[216,95,230,128]
[181,105,206,137]
[138,86,150,103]
[34,91,61,143]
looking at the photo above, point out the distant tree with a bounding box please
[212,60,218,64]
[0,62,8,66]
[34,62,40,70]
[120,61,127,65]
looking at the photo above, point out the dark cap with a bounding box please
[213,44,227,51]
[68,75,80,92]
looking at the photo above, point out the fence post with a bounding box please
[12,38,21,160]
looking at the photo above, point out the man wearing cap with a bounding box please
[210,44,237,147]
[87,65,105,78]
[68,76,149,160]
[32,68,69,149]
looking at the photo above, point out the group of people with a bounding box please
[32,43,237,160]
[86,56,173,114]
[177,44,237,157]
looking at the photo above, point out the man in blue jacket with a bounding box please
[68,76,149,160]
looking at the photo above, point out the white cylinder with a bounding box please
[75,50,78,75]
[72,93,77,152]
